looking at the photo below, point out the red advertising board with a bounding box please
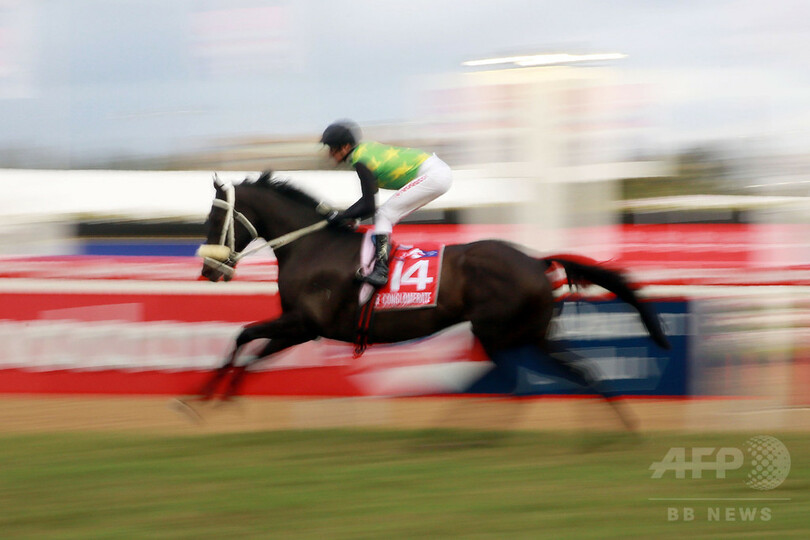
[0,222,808,396]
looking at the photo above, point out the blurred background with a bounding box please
[0,0,808,422]
[1,0,809,247]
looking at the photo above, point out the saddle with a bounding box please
[356,232,444,309]
[353,232,445,357]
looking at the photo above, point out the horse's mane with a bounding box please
[241,170,320,210]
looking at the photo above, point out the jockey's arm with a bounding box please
[339,162,378,221]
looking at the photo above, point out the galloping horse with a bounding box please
[191,172,670,428]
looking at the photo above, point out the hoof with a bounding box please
[169,398,204,424]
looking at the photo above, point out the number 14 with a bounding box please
[390,259,433,291]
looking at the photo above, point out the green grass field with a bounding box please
[0,430,806,539]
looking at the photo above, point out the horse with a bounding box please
[189,172,670,429]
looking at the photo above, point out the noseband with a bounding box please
[196,175,331,279]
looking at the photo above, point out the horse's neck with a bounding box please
[274,229,361,275]
[247,191,326,263]
[261,213,318,240]
[251,191,320,240]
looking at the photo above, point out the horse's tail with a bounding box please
[542,255,671,350]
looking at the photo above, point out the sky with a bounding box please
[1,0,809,164]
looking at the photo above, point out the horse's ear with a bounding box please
[212,173,224,192]
[256,170,273,186]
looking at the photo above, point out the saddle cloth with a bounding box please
[358,233,444,310]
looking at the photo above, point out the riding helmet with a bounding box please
[320,120,360,149]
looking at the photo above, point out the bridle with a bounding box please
[196,175,330,280]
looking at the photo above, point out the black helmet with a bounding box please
[320,120,360,149]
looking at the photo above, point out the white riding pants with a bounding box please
[374,154,452,235]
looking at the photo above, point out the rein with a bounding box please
[197,176,330,278]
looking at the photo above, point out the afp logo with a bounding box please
[650,435,790,490]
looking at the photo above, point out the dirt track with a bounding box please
[1,396,809,434]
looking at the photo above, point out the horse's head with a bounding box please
[196,174,260,282]
[197,171,338,281]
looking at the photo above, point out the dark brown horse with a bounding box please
[190,172,670,428]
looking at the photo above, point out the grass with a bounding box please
[0,430,807,539]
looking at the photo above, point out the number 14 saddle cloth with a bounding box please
[357,233,444,311]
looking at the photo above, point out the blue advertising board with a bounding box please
[79,240,200,257]
[464,299,690,397]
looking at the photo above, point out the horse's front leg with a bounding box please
[221,333,314,400]
[216,312,316,400]
[192,313,305,400]
[196,343,241,401]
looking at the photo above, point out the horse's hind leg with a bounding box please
[537,341,638,432]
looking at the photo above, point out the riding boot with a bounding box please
[364,234,390,287]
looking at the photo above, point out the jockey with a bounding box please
[320,120,452,288]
